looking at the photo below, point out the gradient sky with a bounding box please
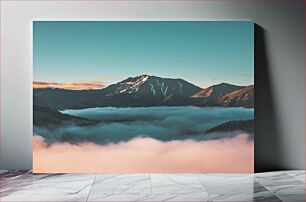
[33,21,254,87]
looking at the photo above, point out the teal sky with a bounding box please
[33,21,254,87]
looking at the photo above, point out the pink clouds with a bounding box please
[33,80,106,90]
[33,135,254,173]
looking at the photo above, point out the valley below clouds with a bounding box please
[33,106,254,173]
[34,107,254,145]
[33,134,254,173]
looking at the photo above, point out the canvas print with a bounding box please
[33,21,254,173]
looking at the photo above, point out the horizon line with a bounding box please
[33,76,254,91]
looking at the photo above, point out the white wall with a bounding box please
[1,0,304,170]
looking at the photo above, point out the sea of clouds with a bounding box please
[34,107,254,145]
[33,134,254,173]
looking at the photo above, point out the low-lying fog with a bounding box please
[33,134,254,173]
[34,107,254,145]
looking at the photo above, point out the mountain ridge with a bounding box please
[34,75,254,109]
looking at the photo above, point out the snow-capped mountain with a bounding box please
[103,75,202,98]
[87,74,203,107]
[33,75,254,109]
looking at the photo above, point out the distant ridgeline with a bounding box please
[34,75,254,110]
[33,75,254,135]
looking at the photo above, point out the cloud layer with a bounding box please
[33,80,106,90]
[35,107,254,145]
[33,134,254,173]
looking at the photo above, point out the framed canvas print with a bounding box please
[33,21,254,173]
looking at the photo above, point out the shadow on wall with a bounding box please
[254,24,285,172]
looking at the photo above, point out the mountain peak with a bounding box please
[214,82,240,87]
[34,75,254,109]
[192,83,244,99]
[139,74,150,77]
[105,74,202,98]
[133,74,150,79]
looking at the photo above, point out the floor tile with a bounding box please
[275,194,306,202]
[1,170,305,202]
[255,171,294,180]
[286,170,306,183]
[210,194,282,202]
[1,171,34,196]
[150,174,207,195]
[1,173,95,196]
[88,194,140,202]
[256,173,305,195]
[88,194,211,202]
[90,174,151,195]
[198,174,257,195]
[253,181,274,195]
[141,194,211,202]
[0,194,88,202]
[252,194,283,202]
[0,170,30,178]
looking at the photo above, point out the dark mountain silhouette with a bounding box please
[192,83,243,99]
[88,75,203,107]
[216,85,254,108]
[104,75,202,98]
[34,88,105,110]
[206,119,254,134]
[33,96,94,126]
[34,75,254,109]
[190,83,244,106]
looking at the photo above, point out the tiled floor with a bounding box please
[0,170,305,202]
